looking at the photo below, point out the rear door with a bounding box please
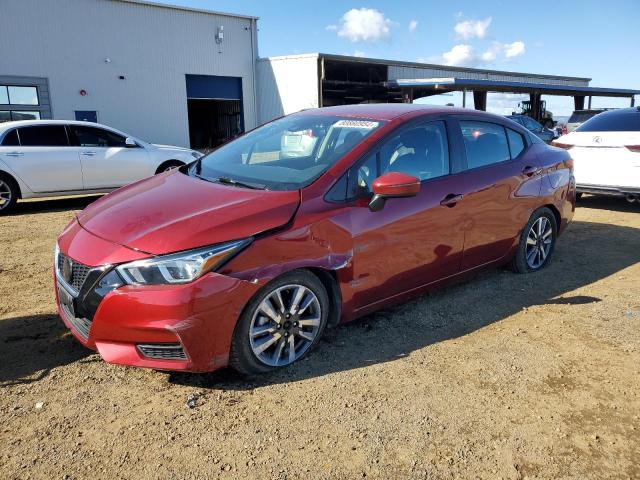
[0,125,83,192]
[68,125,151,189]
[450,118,543,270]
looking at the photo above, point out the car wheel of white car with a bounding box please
[0,174,19,215]
[156,160,184,174]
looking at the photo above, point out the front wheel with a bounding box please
[511,208,557,273]
[229,270,329,375]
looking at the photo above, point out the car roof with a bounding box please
[0,119,113,132]
[294,103,509,122]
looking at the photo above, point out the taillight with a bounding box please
[625,145,640,152]
[552,141,573,150]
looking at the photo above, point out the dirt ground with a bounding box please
[0,195,638,480]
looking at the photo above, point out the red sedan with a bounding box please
[55,105,575,375]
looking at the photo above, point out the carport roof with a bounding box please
[385,78,640,97]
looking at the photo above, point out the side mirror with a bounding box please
[368,172,421,212]
[125,137,138,148]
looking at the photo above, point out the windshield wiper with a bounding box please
[215,176,267,190]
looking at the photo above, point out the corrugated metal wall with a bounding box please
[0,0,258,147]
[257,55,319,125]
[388,66,589,87]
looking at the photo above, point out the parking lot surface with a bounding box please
[1,195,638,479]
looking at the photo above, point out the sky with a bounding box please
[155,0,640,116]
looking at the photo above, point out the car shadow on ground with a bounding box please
[7,195,103,216]
[0,314,91,386]
[168,218,640,391]
[578,194,639,213]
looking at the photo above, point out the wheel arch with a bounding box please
[305,267,342,328]
[0,170,22,199]
[541,203,561,231]
[155,159,185,174]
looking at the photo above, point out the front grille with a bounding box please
[137,343,187,361]
[57,253,92,294]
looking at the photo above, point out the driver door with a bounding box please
[68,125,150,189]
[344,119,466,310]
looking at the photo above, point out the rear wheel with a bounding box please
[0,174,19,215]
[230,270,329,375]
[511,207,557,273]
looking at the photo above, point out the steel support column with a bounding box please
[473,91,487,111]
[574,95,585,111]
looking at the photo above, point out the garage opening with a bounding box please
[185,74,244,152]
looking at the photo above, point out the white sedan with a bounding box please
[0,120,202,214]
[553,107,640,203]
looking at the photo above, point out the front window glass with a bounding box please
[8,86,39,105]
[460,121,511,169]
[191,115,384,190]
[71,126,126,147]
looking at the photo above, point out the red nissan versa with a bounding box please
[54,105,575,375]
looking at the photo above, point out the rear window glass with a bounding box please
[568,111,602,123]
[576,110,640,132]
[460,121,511,169]
[18,125,68,146]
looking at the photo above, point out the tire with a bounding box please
[0,173,19,215]
[155,160,184,174]
[511,207,558,274]
[229,270,330,376]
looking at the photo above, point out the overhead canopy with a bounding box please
[385,77,640,98]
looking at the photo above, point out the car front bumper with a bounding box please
[55,221,262,373]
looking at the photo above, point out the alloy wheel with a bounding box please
[0,180,12,211]
[249,284,322,367]
[525,216,553,269]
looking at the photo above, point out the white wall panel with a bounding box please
[0,0,258,147]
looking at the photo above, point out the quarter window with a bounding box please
[17,125,68,147]
[460,121,511,169]
[1,129,19,146]
[506,128,525,158]
[70,126,126,147]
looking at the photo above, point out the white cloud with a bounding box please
[480,41,526,62]
[504,41,525,58]
[333,8,392,43]
[409,19,418,33]
[352,50,367,57]
[454,17,491,40]
[442,44,477,67]
[326,24,338,31]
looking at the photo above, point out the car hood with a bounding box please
[76,171,300,255]
[151,143,195,153]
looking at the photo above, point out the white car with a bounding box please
[553,107,640,202]
[0,120,202,214]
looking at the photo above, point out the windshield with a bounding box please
[576,109,640,132]
[189,114,385,190]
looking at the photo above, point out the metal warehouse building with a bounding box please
[257,53,638,124]
[2,0,638,148]
[0,0,258,149]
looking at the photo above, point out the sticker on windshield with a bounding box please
[334,120,379,129]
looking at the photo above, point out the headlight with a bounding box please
[116,239,251,285]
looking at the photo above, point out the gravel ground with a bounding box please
[0,195,639,480]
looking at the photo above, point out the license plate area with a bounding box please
[57,281,76,319]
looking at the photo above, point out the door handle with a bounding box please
[522,165,542,177]
[440,193,464,207]
[81,151,96,156]
[4,152,23,157]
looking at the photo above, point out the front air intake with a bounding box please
[136,343,187,361]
